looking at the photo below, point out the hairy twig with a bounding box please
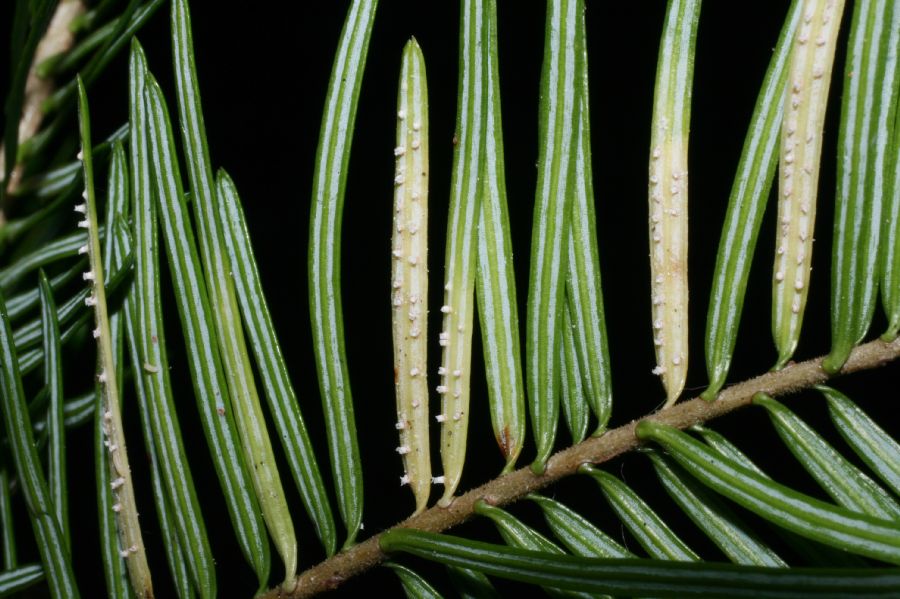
[261,336,900,598]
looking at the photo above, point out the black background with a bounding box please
[4,1,900,596]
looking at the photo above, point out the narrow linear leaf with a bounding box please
[27,386,50,423]
[139,456,192,599]
[692,424,870,568]
[0,470,14,570]
[40,0,142,115]
[754,393,900,520]
[307,0,378,545]
[475,0,526,471]
[129,40,269,587]
[6,130,128,251]
[137,77,220,598]
[582,466,699,561]
[218,170,336,556]
[475,501,594,599]
[121,288,191,599]
[15,246,134,376]
[0,564,44,597]
[14,124,127,200]
[0,229,93,291]
[824,0,900,372]
[6,258,85,323]
[381,530,900,598]
[772,0,846,368]
[38,12,121,77]
[637,420,900,564]
[102,223,142,599]
[38,272,67,551]
[100,150,129,390]
[41,1,163,95]
[2,0,56,193]
[119,230,191,599]
[384,562,442,599]
[648,0,701,406]
[117,197,190,598]
[97,154,131,599]
[390,39,431,515]
[12,256,128,352]
[171,0,295,577]
[63,0,102,32]
[61,391,96,428]
[690,425,765,472]
[143,214,225,595]
[446,564,499,599]
[0,186,82,253]
[476,500,564,555]
[565,2,612,431]
[559,306,589,444]
[880,43,900,340]
[95,228,139,599]
[646,449,786,566]
[819,386,900,498]
[19,0,164,164]
[527,0,582,473]
[95,378,135,599]
[529,494,632,559]
[436,0,486,505]
[33,388,101,436]
[76,79,149,598]
[702,0,803,400]
[14,208,120,355]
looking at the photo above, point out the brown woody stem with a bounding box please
[262,336,900,598]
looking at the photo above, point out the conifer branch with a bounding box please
[264,336,900,598]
